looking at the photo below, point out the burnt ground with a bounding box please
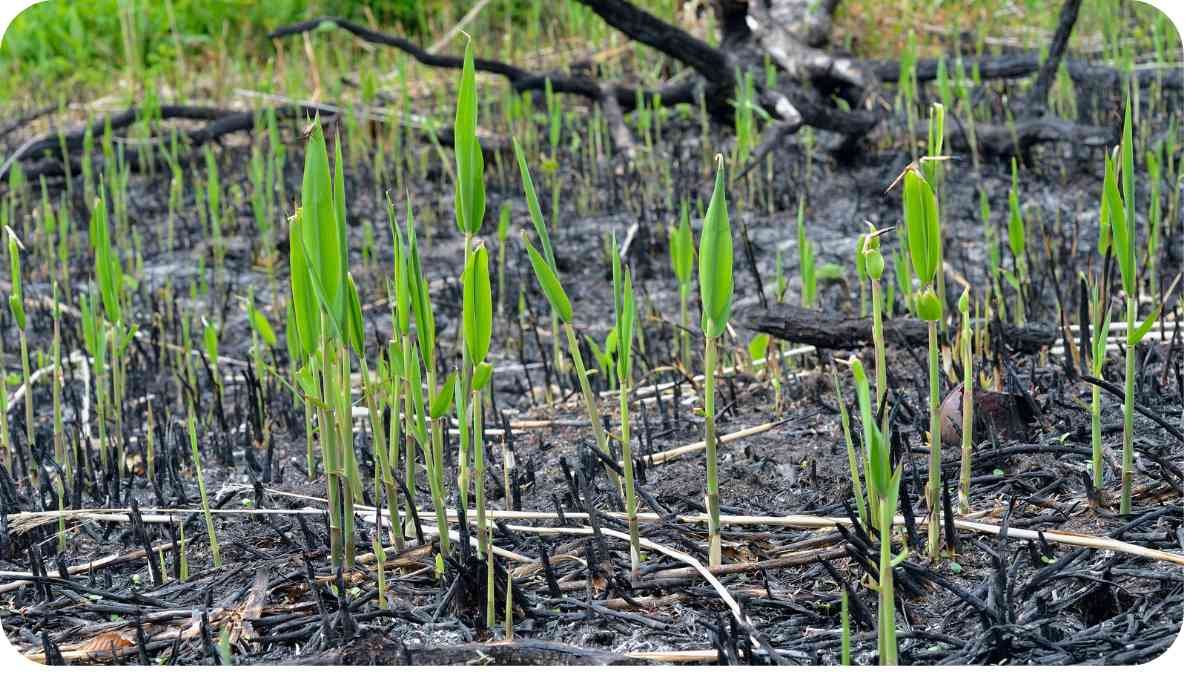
[0,71,1184,665]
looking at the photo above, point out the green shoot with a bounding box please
[5,227,32,448]
[613,253,641,575]
[956,287,975,513]
[669,200,695,372]
[796,199,816,308]
[901,153,943,560]
[699,155,733,567]
[516,137,622,493]
[832,371,867,525]
[187,408,221,567]
[850,356,902,665]
[1007,158,1028,325]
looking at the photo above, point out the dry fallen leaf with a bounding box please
[79,631,134,654]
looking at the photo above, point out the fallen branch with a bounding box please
[741,302,1057,354]
[16,503,1181,567]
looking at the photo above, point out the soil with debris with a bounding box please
[0,72,1183,665]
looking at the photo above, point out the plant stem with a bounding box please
[833,372,868,526]
[1120,295,1135,514]
[877,501,897,665]
[871,280,886,409]
[19,332,33,447]
[678,287,691,373]
[925,320,942,560]
[304,398,315,480]
[188,412,221,567]
[618,374,640,577]
[563,323,621,490]
[703,334,721,568]
[958,311,974,514]
[472,387,493,626]
[1091,381,1103,490]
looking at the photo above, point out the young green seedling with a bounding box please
[899,154,944,560]
[859,223,889,418]
[699,155,733,567]
[613,254,642,575]
[5,227,32,448]
[463,242,495,626]
[831,371,867,526]
[405,213,454,561]
[1086,272,1111,492]
[288,122,366,567]
[956,287,975,514]
[1007,158,1028,325]
[1103,96,1168,514]
[187,408,221,567]
[515,137,623,493]
[795,199,816,308]
[850,356,903,665]
[669,200,695,372]
[455,35,487,432]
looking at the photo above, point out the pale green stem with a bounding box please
[472,387,493,627]
[618,375,640,577]
[925,320,942,560]
[833,373,868,526]
[1120,296,1136,515]
[703,334,721,568]
[958,315,974,514]
[878,502,897,665]
[19,332,32,447]
[563,323,621,490]
[1091,383,1103,491]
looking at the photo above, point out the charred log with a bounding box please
[741,303,1056,354]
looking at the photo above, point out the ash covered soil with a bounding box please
[0,79,1184,665]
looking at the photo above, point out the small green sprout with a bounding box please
[699,154,733,567]
[187,409,221,567]
[850,356,901,665]
[669,200,695,371]
[956,287,975,514]
[900,152,944,561]
[516,137,621,493]
[1007,158,1028,325]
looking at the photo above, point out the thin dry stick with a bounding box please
[0,541,177,593]
[622,419,784,467]
[16,503,1181,569]
[429,0,495,53]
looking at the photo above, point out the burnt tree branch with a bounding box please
[1025,0,1083,114]
[741,303,1056,354]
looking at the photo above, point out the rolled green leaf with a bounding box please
[248,305,277,348]
[345,273,366,357]
[524,235,573,323]
[514,138,555,270]
[903,169,940,286]
[669,203,694,285]
[1103,152,1133,293]
[402,341,428,448]
[300,123,345,329]
[462,244,493,366]
[387,194,410,332]
[408,231,436,369]
[617,271,636,382]
[288,214,319,358]
[699,155,733,338]
[430,372,457,419]
[6,228,24,330]
[1007,158,1025,258]
[455,39,485,235]
[849,357,887,499]
[472,361,494,391]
